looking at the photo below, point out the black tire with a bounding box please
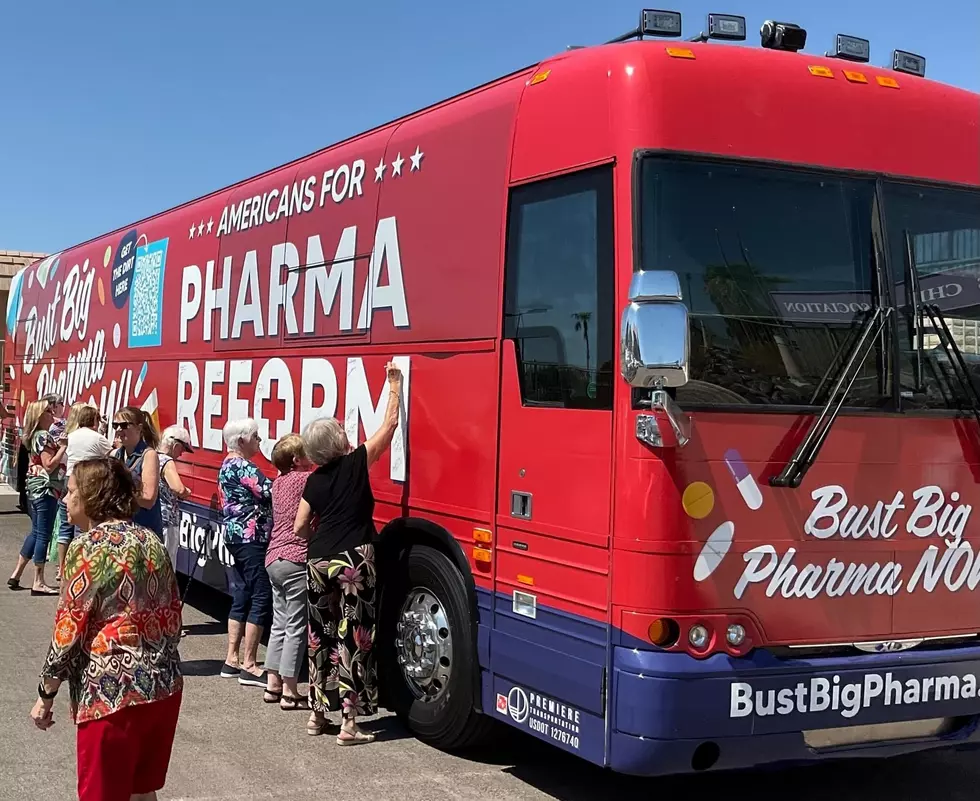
[380,544,493,751]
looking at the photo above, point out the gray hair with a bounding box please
[302,418,349,465]
[42,392,64,406]
[161,425,192,452]
[222,417,258,452]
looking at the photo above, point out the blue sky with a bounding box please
[1,0,976,253]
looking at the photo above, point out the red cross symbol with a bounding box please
[260,379,289,438]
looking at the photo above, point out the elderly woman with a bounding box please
[157,425,194,567]
[263,434,314,709]
[30,457,183,801]
[296,361,403,744]
[218,417,273,687]
[112,406,163,539]
[8,399,66,594]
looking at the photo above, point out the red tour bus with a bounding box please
[6,9,980,776]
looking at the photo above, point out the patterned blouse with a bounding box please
[157,453,181,527]
[26,429,66,501]
[218,455,273,545]
[265,469,312,567]
[39,520,183,724]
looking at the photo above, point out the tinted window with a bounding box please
[638,158,885,408]
[885,182,980,410]
[503,167,614,409]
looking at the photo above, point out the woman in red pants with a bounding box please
[30,457,183,801]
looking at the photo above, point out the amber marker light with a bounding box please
[648,618,680,647]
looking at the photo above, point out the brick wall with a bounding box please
[0,251,46,492]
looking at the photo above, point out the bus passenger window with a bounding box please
[503,167,614,410]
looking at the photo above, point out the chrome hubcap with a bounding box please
[396,587,453,702]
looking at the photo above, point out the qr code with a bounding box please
[129,241,167,347]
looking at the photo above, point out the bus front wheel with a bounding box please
[382,544,491,750]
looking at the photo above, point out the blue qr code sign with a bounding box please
[128,238,168,348]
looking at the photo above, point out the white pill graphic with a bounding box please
[112,323,121,348]
[724,448,763,510]
[694,521,735,582]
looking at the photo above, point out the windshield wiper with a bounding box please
[902,230,980,426]
[770,305,893,488]
[921,305,980,428]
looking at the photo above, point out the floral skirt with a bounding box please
[307,543,377,719]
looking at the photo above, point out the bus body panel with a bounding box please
[6,38,980,777]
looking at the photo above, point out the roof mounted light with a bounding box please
[707,13,746,40]
[893,49,926,77]
[689,13,746,42]
[641,9,682,38]
[606,9,682,44]
[829,34,870,63]
[760,20,807,52]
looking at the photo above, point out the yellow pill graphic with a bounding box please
[19,389,25,407]
[682,481,715,519]
[98,277,105,305]
[104,245,112,268]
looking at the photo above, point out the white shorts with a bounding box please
[163,523,180,568]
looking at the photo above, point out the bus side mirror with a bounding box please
[621,270,691,448]
[620,270,690,388]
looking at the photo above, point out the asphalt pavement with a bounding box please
[2,491,980,800]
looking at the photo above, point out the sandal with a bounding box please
[263,690,282,704]
[30,586,59,596]
[280,695,308,710]
[336,728,376,746]
[307,714,327,736]
[7,578,21,591]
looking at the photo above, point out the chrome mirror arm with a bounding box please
[634,389,691,449]
[652,389,691,447]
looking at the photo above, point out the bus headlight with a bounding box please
[726,623,747,647]
[688,624,710,650]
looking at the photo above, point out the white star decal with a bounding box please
[392,153,404,177]
[410,146,424,171]
[206,217,214,234]
[374,158,386,183]
[188,223,196,239]
[197,221,204,237]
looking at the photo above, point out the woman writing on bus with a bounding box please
[157,425,194,567]
[218,418,273,687]
[111,406,163,539]
[296,360,402,744]
[8,399,66,594]
[263,434,314,710]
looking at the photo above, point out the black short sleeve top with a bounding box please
[303,444,376,558]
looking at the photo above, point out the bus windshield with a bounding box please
[883,180,980,410]
[637,156,980,411]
